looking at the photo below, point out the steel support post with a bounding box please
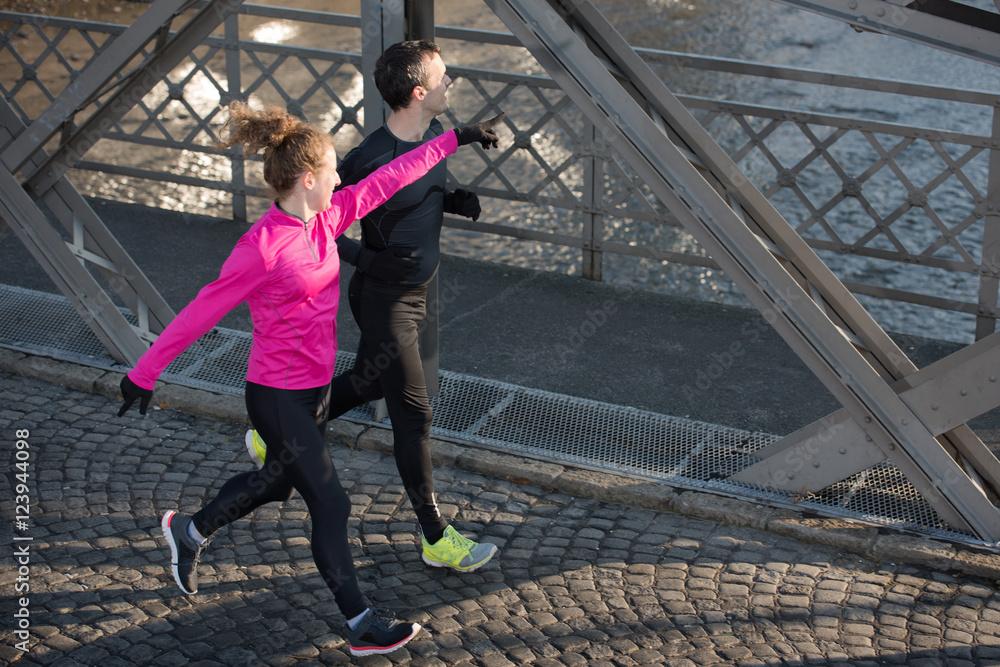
[359,0,439,408]
[483,0,1000,539]
[582,120,604,282]
[360,0,405,135]
[406,0,440,398]
[406,0,435,42]
[224,11,247,222]
[977,106,1000,340]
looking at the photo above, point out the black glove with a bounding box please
[443,189,481,221]
[118,375,153,417]
[357,245,420,283]
[454,112,505,149]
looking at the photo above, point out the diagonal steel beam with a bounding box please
[553,0,1000,503]
[771,0,1000,68]
[16,0,245,201]
[0,165,147,363]
[0,0,243,365]
[0,98,175,342]
[1,0,199,174]
[735,331,1000,491]
[483,0,1000,538]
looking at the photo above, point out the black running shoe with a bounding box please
[346,609,421,657]
[161,510,206,595]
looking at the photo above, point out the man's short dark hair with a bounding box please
[374,40,442,112]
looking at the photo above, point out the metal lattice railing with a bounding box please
[0,5,997,345]
[0,281,976,544]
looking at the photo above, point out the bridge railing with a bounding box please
[0,5,996,341]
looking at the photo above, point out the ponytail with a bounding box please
[218,101,331,199]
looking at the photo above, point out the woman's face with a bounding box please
[306,145,341,214]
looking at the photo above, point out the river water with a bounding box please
[12,0,1000,343]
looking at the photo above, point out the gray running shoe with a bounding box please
[161,510,207,595]
[346,608,421,657]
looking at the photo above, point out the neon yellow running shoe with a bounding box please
[422,525,498,572]
[245,429,267,469]
[244,429,296,499]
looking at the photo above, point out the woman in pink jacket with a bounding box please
[116,101,502,657]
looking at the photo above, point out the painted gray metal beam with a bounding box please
[19,0,246,200]
[0,165,148,364]
[1,0,198,174]
[771,0,1000,68]
[557,0,1000,496]
[735,332,1000,491]
[483,0,1000,538]
[0,0,241,364]
[0,100,175,344]
[360,0,404,135]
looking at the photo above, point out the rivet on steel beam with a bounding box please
[960,389,968,396]
[901,419,908,425]
[864,416,872,423]
[813,462,820,468]
[865,436,872,442]
[839,448,847,454]
[932,403,940,410]
[990,376,997,382]
[848,0,857,7]
[888,443,896,450]
[876,7,885,16]
[788,474,795,480]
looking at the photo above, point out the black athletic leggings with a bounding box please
[328,270,447,541]
[191,381,366,619]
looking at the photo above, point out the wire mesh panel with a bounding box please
[0,7,996,340]
[0,283,979,544]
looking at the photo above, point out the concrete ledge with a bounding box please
[767,516,880,555]
[6,348,999,579]
[870,533,956,572]
[672,491,785,531]
[457,447,564,489]
[557,467,676,512]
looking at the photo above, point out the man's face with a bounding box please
[418,52,451,116]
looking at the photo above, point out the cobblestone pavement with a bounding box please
[2,371,1000,666]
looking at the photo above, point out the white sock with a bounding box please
[187,521,207,545]
[347,608,370,630]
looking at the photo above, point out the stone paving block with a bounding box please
[8,367,1000,666]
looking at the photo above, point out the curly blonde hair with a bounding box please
[218,101,332,199]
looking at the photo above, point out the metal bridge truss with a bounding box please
[2,7,997,342]
[0,0,247,364]
[1,0,1000,539]
[771,0,1000,68]
[483,0,1000,540]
